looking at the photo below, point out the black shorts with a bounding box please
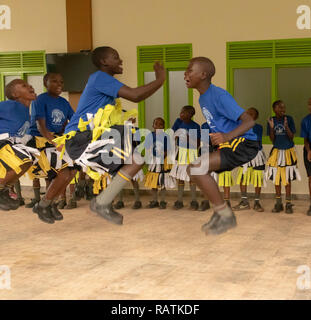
[304,145,311,177]
[219,138,259,172]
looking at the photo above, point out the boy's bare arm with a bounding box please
[209,112,255,145]
[284,116,294,140]
[118,62,166,103]
[36,118,56,145]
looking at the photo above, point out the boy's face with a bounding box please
[184,61,204,89]
[13,80,37,102]
[308,98,311,113]
[246,109,258,121]
[274,102,286,117]
[101,49,123,75]
[153,118,165,130]
[45,74,64,96]
[180,109,192,121]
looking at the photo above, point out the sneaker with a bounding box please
[285,202,294,214]
[57,199,66,209]
[272,202,284,213]
[0,189,12,211]
[90,198,123,225]
[147,200,159,208]
[232,200,250,211]
[190,200,199,211]
[132,201,142,209]
[173,200,184,210]
[33,203,55,224]
[25,198,40,208]
[253,201,264,212]
[199,200,210,211]
[51,203,64,221]
[17,198,25,206]
[65,198,77,209]
[114,200,125,209]
[159,201,167,209]
[0,189,19,210]
[307,205,311,216]
[201,211,237,235]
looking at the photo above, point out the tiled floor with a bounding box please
[1,195,311,300]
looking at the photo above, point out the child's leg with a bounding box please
[25,178,41,208]
[233,183,250,210]
[174,179,184,209]
[223,186,231,208]
[57,187,67,209]
[131,180,142,209]
[159,188,167,209]
[253,186,264,212]
[308,176,311,215]
[148,188,159,208]
[285,182,293,214]
[65,183,77,209]
[14,180,25,205]
[272,184,283,212]
[190,181,199,210]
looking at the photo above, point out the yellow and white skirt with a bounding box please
[265,147,301,186]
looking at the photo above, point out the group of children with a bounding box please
[1,46,311,236]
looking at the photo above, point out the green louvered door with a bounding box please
[137,44,193,129]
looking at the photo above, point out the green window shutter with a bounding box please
[228,41,273,60]
[165,45,192,62]
[275,39,311,58]
[0,53,22,69]
[22,52,45,69]
[138,47,164,64]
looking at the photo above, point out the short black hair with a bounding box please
[92,46,113,68]
[190,57,216,80]
[4,79,24,100]
[153,117,165,125]
[43,73,62,86]
[182,105,195,117]
[272,100,283,110]
[248,107,259,117]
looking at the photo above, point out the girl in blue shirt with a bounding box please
[266,100,301,213]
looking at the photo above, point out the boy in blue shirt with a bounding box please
[266,100,300,213]
[54,46,166,225]
[170,105,201,210]
[300,98,311,215]
[27,73,74,213]
[0,79,38,211]
[185,57,259,235]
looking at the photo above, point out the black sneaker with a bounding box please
[51,203,64,221]
[272,202,284,213]
[114,200,125,209]
[0,189,19,210]
[173,200,184,210]
[65,198,77,209]
[307,205,311,216]
[90,198,123,225]
[199,200,210,211]
[285,202,294,214]
[232,200,250,211]
[132,201,142,209]
[147,200,159,208]
[0,189,12,211]
[25,198,40,208]
[159,201,167,209]
[17,198,25,206]
[253,201,264,212]
[57,199,66,209]
[201,211,237,235]
[33,203,55,224]
[190,200,199,211]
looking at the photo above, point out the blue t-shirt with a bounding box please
[201,122,211,144]
[198,84,256,141]
[253,123,263,150]
[266,116,295,149]
[144,131,170,157]
[65,71,125,133]
[28,93,74,136]
[0,100,30,137]
[172,118,201,149]
[301,114,311,143]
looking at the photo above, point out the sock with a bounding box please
[214,202,232,217]
[276,196,282,205]
[177,182,184,202]
[160,188,166,202]
[190,183,197,202]
[39,197,52,208]
[254,193,260,202]
[96,170,132,206]
[14,181,22,199]
[152,188,158,202]
[241,191,248,203]
[132,180,140,202]
[34,187,41,201]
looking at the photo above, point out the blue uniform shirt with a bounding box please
[0,100,30,137]
[266,116,295,149]
[301,114,311,143]
[198,84,256,141]
[253,123,263,150]
[65,71,125,133]
[144,131,170,157]
[28,92,74,136]
[172,118,201,149]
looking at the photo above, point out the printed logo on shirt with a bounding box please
[202,107,216,130]
[17,121,30,137]
[275,123,286,135]
[51,109,65,125]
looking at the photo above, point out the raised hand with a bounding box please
[268,117,274,129]
[153,61,166,83]
[308,150,311,162]
[209,132,229,145]
[284,116,288,128]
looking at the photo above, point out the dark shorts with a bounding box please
[219,138,259,172]
[65,125,136,176]
[304,146,311,177]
